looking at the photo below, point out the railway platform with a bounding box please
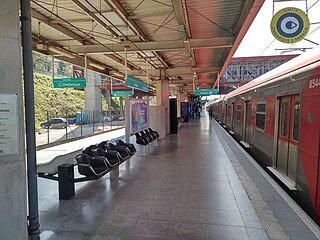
[38,114,320,240]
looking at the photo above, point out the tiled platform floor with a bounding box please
[37,114,320,240]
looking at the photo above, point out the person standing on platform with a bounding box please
[208,107,213,120]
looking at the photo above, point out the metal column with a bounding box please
[21,0,40,236]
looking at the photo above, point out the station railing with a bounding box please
[36,110,125,147]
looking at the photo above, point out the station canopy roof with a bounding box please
[31,0,265,95]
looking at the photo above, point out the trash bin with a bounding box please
[58,164,75,200]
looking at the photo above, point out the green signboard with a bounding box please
[53,78,86,88]
[194,88,218,96]
[112,90,133,97]
[126,76,148,92]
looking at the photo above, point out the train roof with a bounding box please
[224,47,320,100]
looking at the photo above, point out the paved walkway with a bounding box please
[37,115,320,240]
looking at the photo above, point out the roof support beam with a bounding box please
[69,37,233,54]
[31,8,137,70]
[105,0,169,68]
[71,0,119,37]
[31,9,90,45]
[119,67,219,78]
[213,0,265,88]
[128,9,174,19]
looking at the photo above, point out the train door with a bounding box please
[244,101,251,143]
[276,95,300,181]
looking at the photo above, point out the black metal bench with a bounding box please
[38,140,136,200]
[134,128,159,156]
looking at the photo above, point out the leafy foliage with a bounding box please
[34,73,121,129]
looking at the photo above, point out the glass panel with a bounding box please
[256,114,265,129]
[280,101,288,137]
[292,99,300,141]
[256,104,266,112]
[236,105,241,121]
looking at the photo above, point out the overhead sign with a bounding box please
[112,90,133,97]
[53,78,86,88]
[270,7,309,44]
[194,88,218,96]
[0,94,20,156]
[126,76,148,92]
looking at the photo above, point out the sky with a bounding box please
[234,0,320,57]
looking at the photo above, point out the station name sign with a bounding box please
[194,88,218,96]
[126,76,148,92]
[112,90,133,97]
[53,78,86,88]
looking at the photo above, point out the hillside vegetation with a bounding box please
[33,73,119,129]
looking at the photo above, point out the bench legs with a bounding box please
[138,145,147,157]
[58,164,75,200]
[152,139,158,147]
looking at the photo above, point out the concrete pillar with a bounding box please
[85,70,102,122]
[150,80,170,138]
[0,0,27,238]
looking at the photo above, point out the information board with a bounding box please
[130,99,148,133]
[0,94,19,156]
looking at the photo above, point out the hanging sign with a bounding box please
[270,7,309,44]
[112,90,133,97]
[0,93,20,156]
[126,76,148,92]
[194,88,218,96]
[53,78,86,88]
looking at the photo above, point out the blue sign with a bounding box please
[126,76,148,92]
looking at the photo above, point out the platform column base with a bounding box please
[138,145,147,157]
[152,139,158,147]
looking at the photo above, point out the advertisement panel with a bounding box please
[130,99,148,133]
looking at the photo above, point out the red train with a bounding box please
[209,48,320,223]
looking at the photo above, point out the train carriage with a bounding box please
[210,48,320,223]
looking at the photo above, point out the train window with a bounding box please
[280,101,288,137]
[227,105,231,117]
[236,105,241,121]
[292,98,301,142]
[256,103,266,130]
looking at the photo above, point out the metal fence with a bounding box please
[36,110,125,147]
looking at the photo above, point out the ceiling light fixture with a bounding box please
[89,62,105,70]
[48,46,75,59]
